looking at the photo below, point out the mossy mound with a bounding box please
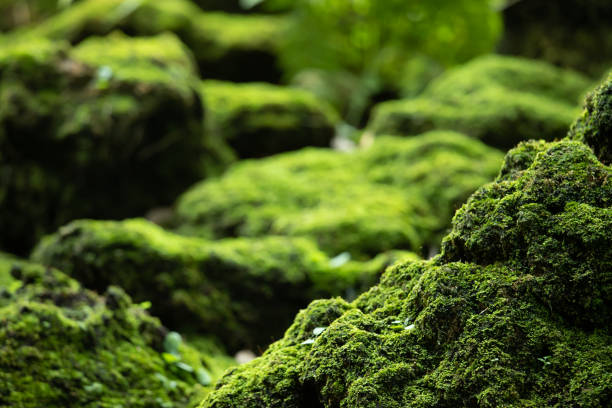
[32,219,415,350]
[201,80,338,158]
[175,131,503,258]
[203,138,611,407]
[570,72,612,165]
[11,0,287,82]
[499,0,612,77]
[0,33,205,255]
[0,254,233,407]
[368,55,592,149]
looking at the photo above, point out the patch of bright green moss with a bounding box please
[368,55,592,149]
[202,137,611,408]
[0,254,234,407]
[9,0,288,82]
[32,218,411,350]
[0,33,206,254]
[569,72,612,165]
[175,131,504,257]
[201,80,338,158]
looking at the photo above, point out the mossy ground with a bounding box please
[203,138,611,408]
[201,80,338,158]
[0,33,206,255]
[32,218,415,350]
[175,131,504,258]
[368,55,592,149]
[0,254,234,408]
[7,0,288,82]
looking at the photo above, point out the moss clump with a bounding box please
[175,131,503,258]
[201,80,338,158]
[0,33,206,255]
[11,0,288,82]
[499,0,612,77]
[202,138,611,408]
[32,218,411,350]
[569,72,612,165]
[368,55,592,149]
[0,254,234,407]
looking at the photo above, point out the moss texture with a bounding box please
[0,33,205,255]
[569,72,612,165]
[11,0,288,82]
[201,80,338,158]
[175,131,503,258]
[202,137,611,407]
[499,0,612,77]
[368,55,592,149]
[32,218,415,351]
[0,254,234,407]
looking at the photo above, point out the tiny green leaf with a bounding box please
[196,367,212,386]
[313,327,326,336]
[301,339,315,345]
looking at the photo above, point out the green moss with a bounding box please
[569,72,612,165]
[9,0,288,82]
[32,218,408,350]
[0,0,73,31]
[201,80,338,158]
[368,55,592,149]
[175,131,503,257]
[0,254,234,407]
[0,33,207,255]
[202,138,611,407]
[499,0,612,77]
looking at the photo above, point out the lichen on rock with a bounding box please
[0,254,233,408]
[201,137,611,407]
[0,33,207,254]
[201,80,338,158]
[174,131,504,257]
[32,218,413,350]
[368,55,592,149]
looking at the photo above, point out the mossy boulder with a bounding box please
[175,131,504,258]
[570,72,612,165]
[0,33,206,255]
[12,0,288,82]
[368,55,592,149]
[499,0,612,77]
[0,254,234,407]
[32,219,415,350]
[202,138,611,407]
[201,80,338,158]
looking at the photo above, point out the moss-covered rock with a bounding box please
[499,0,612,77]
[569,72,612,165]
[175,131,503,257]
[202,137,611,407]
[0,254,234,407]
[201,80,338,158]
[368,55,592,149]
[0,33,206,255]
[11,0,288,82]
[32,218,414,350]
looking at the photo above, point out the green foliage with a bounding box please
[0,33,206,255]
[201,80,338,158]
[0,254,232,407]
[175,131,503,257]
[202,138,611,408]
[8,0,288,82]
[569,72,612,165]
[368,55,592,149]
[32,218,410,350]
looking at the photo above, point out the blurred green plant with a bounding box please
[275,0,502,125]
